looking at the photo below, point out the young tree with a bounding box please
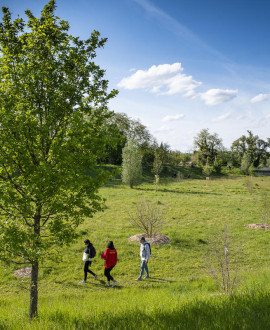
[240,153,251,175]
[122,139,142,188]
[128,200,165,238]
[0,1,118,319]
[202,164,212,178]
[152,152,163,177]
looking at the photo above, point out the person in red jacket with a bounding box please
[101,241,117,287]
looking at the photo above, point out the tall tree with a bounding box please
[121,139,142,188]
[194,128,224,165]
[231,131,269,167]
[0,1,118,319]
[106,112,154,165]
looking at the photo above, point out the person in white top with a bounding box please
[136,236,150,281]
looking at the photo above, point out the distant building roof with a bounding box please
[254,167,270,175]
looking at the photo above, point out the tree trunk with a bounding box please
[29,260,39,319]
[29,206,41,320]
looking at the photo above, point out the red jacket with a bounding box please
[101,248,117,269]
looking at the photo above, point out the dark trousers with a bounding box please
[84,261,96,281]
[104,265,115,282]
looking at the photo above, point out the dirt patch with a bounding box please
[247,223,270,230]
[128,233,170,245]
[14,267,32,278]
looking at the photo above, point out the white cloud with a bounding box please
[199,89,238,105]
[212,112,231,122]
[162,114,185,122]
[250,93,270,103]
[118,63,201,96]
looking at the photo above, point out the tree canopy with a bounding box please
[193,129,224,165]
[105,112,155,165]
[231,131,270,167]
[0,0,118,318]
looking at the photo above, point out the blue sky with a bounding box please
[2,0,270,151]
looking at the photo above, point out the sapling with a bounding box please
[203,225,245,294]
[128,200,165,238]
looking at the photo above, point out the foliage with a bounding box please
[151,142,171,181]
[0,0,118,318]
[121,139,142,188]
[168,150,183,166]
[231,130,270,167]
[202,164,212,178]
[128,200,165,237]
[213,157,222,174]
[106,113,155,165]
[240,153,252,175]
[152,152,163,176]
[194,128,224,165]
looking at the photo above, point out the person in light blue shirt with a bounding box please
[136,236,150,281]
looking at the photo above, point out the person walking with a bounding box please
[136,236,150,281]
[101,241,117,287]
[80,239,97,283]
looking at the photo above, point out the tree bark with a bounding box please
[29,207,41,320]
[29,260,39,319]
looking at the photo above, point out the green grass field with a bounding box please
[0,170,270,329]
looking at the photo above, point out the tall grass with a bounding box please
[0,173,270,328]
[1,285,270,329]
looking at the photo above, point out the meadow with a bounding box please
[0,168,270,329]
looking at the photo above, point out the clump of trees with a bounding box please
[105,112,154,165]
[231,130,270,168]
[193,128,224,166]
[0,1,119,319]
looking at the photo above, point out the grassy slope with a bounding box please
[0,168,270,329]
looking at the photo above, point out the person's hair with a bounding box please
[140,236,145,242]
[107,241,114,249]
[84,239,90,245]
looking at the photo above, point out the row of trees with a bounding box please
[111,116,270,173]
[193,129,270,171]
[120,127,270,187]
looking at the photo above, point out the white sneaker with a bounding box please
[106,282,110,286]
[94,274,98,280]
[80,280,86,284]
[112,280,117,287]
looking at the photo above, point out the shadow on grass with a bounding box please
[55,280,109,289]
[134,187,223,196]
[44,290,270,329]
[146,277,176,283]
